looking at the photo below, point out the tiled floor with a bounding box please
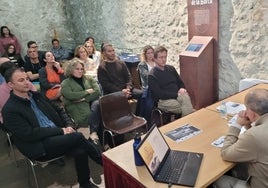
[0,129,105,188]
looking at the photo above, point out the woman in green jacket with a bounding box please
[61,57,101,143]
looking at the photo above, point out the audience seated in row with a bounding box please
[1,65,101,188]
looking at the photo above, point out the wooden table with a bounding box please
[205,83,268,113]
[102,108,234,188]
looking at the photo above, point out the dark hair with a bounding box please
[101,43,112,53]
[3,44,16,56]
[85,36,95,43]
[0,61,18,82]
[52,38,59,44]
[0,26,14,37]
[154,46,167,59]
[27,41,37,48]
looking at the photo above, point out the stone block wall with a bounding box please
[0,0,267,99]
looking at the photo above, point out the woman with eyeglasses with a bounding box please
[61,57,102,144]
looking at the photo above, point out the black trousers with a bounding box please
[35,132,102,185]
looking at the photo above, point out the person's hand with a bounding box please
[122,88,131,98]
[86,88,94,94]
[53,61,61,69]
[178,88,187,95]
[236,110,251,128]
[62,127,75,135]
[52,84,61,89]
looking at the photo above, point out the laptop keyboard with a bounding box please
[158,151,189,183]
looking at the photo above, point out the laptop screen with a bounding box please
[137,126,169,176]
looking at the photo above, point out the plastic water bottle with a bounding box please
[133,133,144,166]
[220,101,227,119]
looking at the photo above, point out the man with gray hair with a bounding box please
[214,88,268,188]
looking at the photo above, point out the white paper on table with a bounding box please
[216,101,246,116]
[211,136,225,148]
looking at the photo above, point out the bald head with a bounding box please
[245,88,268,115]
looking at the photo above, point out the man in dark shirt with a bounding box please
[23,48,45,83]
[24,41,45,64]
[97,43,142,99]
[2,67,101,188]
[148,46,193,117]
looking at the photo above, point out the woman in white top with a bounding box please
[84,41,101,68]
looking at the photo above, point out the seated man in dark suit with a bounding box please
[1,66,101,188]
[148,46,193,117]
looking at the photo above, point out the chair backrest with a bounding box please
[99,91,134,129]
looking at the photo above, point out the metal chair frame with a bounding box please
[26,156,64,188]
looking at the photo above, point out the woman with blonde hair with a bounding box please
[61,58,101,143]
[84,42,101,67]
[74,45,96,76]
[138,45,155,89]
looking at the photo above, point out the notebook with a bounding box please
[137,125,203,187]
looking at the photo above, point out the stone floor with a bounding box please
[0,128,105,188]
[0,126,147,188]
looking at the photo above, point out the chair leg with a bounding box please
[151,108,164,127]
[6,133,18,167]
[103,129,115,148]
[28,159,39,188]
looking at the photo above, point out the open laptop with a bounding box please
[137,125,203,187]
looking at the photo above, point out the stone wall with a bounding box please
[0,0,267,99]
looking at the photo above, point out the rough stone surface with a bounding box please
[0,0,267,99]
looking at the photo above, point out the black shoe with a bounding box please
[50,158,65,167]
[80,181,99,188]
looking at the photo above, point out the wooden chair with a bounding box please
[99,91,148,147]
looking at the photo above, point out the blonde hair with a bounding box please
[141,45,154,62]
[64,57,86,77]
[74,45,89,58]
